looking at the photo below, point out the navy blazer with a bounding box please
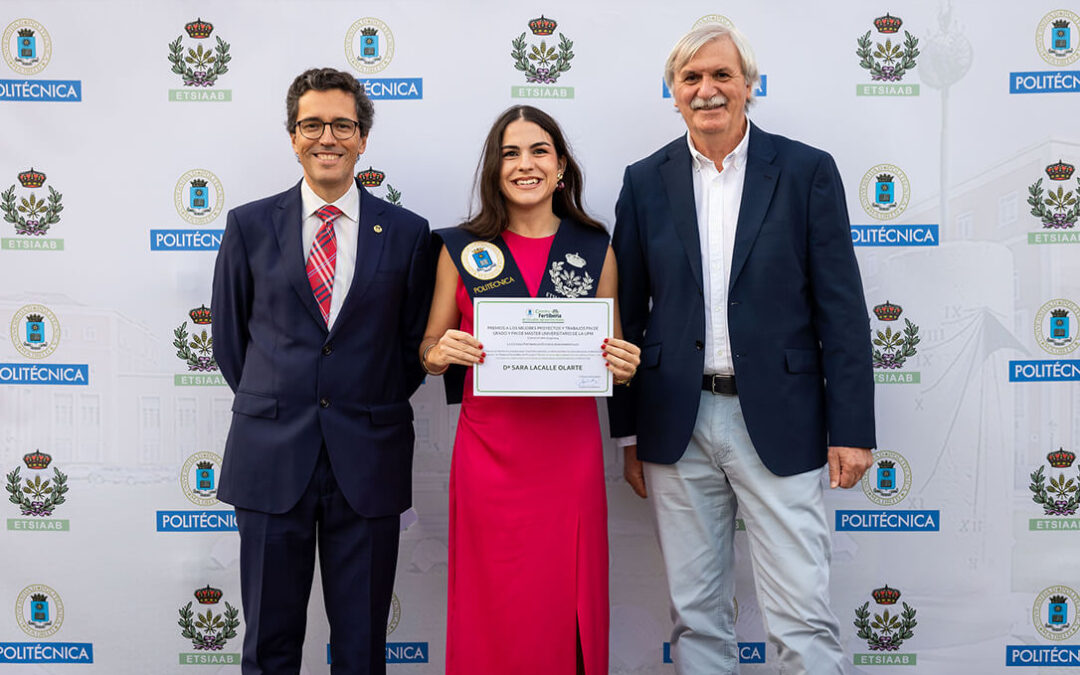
[609,124,875,475]
[211,179,432,515]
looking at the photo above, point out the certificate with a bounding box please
[473,297,613,397]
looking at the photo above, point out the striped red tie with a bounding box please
[306,205,342,324]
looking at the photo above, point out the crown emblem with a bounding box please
[876,174,894,184]
[25,313,44,324]
[357,167,386,187]
[18,168,46,188]
[873,13,903,34]
[877,459,895,469]
[565,252,585,268]
[194,585,223,604]
[189,305,212,325]
[190,178,208,189]
[1053,19,1071,30]
[872,585,902,605]
[23,451,52,470]
[873,301,903,322]
[1046,160,1075,181]
[361,27,378,36]
[1051,308,1070,318]
[1048,448,1077,468]
[185,17,213,39]
[529,15,557,36]
[30,593,48,603]
[18,28,35,38]
[1050,594,1069,605]
[196,461,214,470]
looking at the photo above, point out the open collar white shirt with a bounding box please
[300,178,360,330]
[687,121,750,376]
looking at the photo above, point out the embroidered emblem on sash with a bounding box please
[547,251,594,298]
[461,241,505,280]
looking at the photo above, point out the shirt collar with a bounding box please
[686,119,751,173]
[299,178,360,223]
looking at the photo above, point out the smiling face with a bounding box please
[672,36,752,149]
[499,118,566,215]
[290,88,367,202]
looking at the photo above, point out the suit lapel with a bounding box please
[729,123,779,290]
[659,140,704,292]
[328,184,386,339]
[274,183,326,327]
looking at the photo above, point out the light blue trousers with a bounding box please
[643,392,844,675]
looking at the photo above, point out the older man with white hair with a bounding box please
[610,24,877,674]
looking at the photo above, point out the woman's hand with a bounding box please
[602,337,640,385]
[424,329,484,373]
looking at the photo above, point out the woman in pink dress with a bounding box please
[419,106,640,675]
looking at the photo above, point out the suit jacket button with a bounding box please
[322,344,333,356]
[695,341,704,351]
[319,398,330,408]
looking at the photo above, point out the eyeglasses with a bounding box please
[295,118,360,140]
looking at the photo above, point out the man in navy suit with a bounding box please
[212,68,431,674]
[610,25,876,674]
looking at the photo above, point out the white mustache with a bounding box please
[690,95,727,110]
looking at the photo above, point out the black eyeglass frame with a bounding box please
[294,118,361,140]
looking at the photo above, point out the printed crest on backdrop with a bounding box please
[853,585,918,659]
[2,168,64,246]
[356,167,402,205]
[856,13,920,96]
[16,584,64,638]
[346,18,395,74]
[861,450,912,506]
[180,452,223,506]
[547,252,594,298]
[3,19,51,75]
[174,170,224,225]
[178,585,241,661]
[174,304,217,373]
[871,300,920,377]
[1030,448,1080,518]
[6,450,68,520]
[1033,586,1080,641]
[388,593,401,635]
[1034,299,1080,356]
[461,242,505,281]
[692,14,735,29]
[167,18,231,89]
[9,304,59,360]
[510,15,575,99]
[860,164,910,220]
[1037,10,1080,67]
[1027,160,1080,244]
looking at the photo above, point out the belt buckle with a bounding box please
[710,375,723,395]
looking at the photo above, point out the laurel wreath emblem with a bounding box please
[178,601,240,651]
[1030,465,1080,516]
[168,36,231,87]
[1028,177,1080,229]
[854,601,918,651]
[856,31,919,82]
[174,321,219,372]
[548,261,593,298]
[511,33,574,84]
[1,185,63,236]
[872,319,920,369]
[6,467,68,517]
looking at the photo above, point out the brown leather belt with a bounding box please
[702,374,737,395]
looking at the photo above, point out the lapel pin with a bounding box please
[373,224,383,234]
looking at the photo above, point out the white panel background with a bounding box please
[1,1,1078,673]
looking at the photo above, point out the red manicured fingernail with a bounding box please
[481,352,486,357]
[603,338,609,344]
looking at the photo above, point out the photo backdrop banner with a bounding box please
[1,1,1078,672]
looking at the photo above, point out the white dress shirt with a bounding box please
[300,178,360,330]
[687,123,750,376]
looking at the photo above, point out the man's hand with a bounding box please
[624,445,647,498]
[828,446,874,488]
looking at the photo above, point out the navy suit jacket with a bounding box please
[609,124,875,475]
[211,179,432,515]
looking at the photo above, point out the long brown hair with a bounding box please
[462,106,604,239]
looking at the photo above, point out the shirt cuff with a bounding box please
[614,435,638,448]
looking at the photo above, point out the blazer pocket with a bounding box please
[784,348,821,374]
[643,342,662,368]
[232,391,278,419]
[369,401,414,425]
